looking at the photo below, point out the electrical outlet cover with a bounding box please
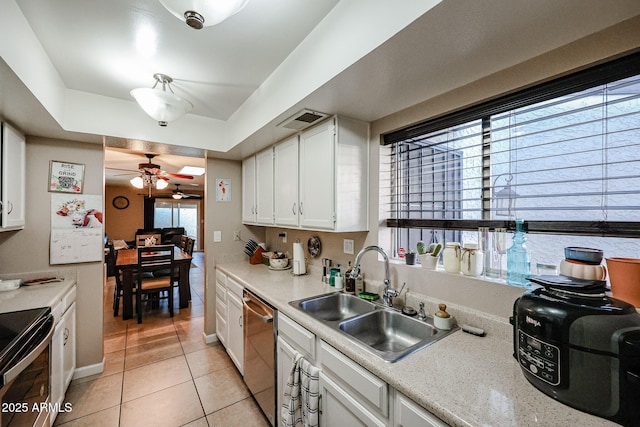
[344,239,354,254]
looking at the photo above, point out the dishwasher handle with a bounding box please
[243,297,274,323]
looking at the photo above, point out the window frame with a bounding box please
[383,52,640,238]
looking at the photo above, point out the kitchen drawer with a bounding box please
[320,341,388,417]
[63,286,77,311]
[278,313,316,361]
[215,282,226,304]
[215,269,226,286]
[216,299,227,317]
[394,391,447,427]
[51,285,77,324]
[227,277,243,299]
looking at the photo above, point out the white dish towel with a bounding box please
[282,352,320,427]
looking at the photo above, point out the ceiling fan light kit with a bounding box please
[130,73,193,126]
[159,0,249,29]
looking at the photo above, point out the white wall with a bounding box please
[0,137,104,368]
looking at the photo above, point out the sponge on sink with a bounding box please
[358,292,379,301]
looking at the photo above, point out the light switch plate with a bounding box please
[343,239,354,255]
[214,230,222,242]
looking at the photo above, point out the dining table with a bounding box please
[115,246,192,320]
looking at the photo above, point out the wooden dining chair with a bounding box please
[179,235,189,251]
[185,237,195,255]
[136,245,175,323]
[106,243,124,317]
[136,233,161,248]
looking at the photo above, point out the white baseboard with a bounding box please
[72,357,105,380]
[203,331,219,344]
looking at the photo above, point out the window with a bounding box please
[382,52,640,273]
[154,200,200,249]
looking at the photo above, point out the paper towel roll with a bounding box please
[293,242,306,275]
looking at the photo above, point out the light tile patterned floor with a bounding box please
[54,252,270,427]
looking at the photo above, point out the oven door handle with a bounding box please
[243,297,273,323]
[3,316,54,385]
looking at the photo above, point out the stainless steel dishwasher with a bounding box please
[243,289,276,426]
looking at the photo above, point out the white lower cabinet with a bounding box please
[276,313,448,427]
[320,373,386,427]
[50,287,77,425]
[393,392,448,427]
[215,278,228,347]
[226,278,244,374]
[215,269,243,374]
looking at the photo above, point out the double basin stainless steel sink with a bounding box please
[289,293,458,362]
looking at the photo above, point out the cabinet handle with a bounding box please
[292,203,296,215]
[239,315,243,327]
[0,201,3,214]
[299,202,303,215]
[6,201,12,215]
[63,327,69,345]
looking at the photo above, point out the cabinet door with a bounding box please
[320,373,386,427]
[50,319,65,410]
[62,302,76,389]
[226,291,244,375]
[276,336,297,419]
[50,302,76,425]
[242,156,256,224]
[300,119,335,230]
[1,123,26,229]
[394,392,447,427]
[255,148,275,225]
[274,136,299,227]
[216,309,228,347]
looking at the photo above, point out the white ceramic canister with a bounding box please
[443,242,462,273]
[460,243,484,276]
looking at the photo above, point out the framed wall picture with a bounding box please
[216,178,231,202]
[49,161,85,193]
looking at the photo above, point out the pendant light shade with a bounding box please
[130,176,144,189]
[159,0,249,29]
[131,73,192,126]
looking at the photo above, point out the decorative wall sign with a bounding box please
[49,161,85,193]
[216,178,231,202]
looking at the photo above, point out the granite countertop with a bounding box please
[0,269,76,314]
[217,261,616,427]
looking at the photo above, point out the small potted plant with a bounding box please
[418,242,443,270]
[405,249,417,265]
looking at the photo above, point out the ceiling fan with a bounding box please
[135,153,194,181]
[106,153,195,196]
[170,184,201,199]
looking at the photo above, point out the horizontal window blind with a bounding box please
[383,52,640,239]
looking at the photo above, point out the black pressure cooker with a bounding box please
[511,276,640,426]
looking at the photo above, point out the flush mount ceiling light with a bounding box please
[159,0,249,29]
[130,73,193,127]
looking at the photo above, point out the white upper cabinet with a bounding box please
[299,119,335,230]
[242,155,256,224]
[1,122,26,230]
[244,115,369,232]
[300,116,369,232]
[274,136,299,227]
[243,148,275,226]
[255,148,274,225]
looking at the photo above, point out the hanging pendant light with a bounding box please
[130,73,193,126]
[159,0,249,29]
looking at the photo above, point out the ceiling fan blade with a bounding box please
[164,173,194,179]
[106,167,139,173]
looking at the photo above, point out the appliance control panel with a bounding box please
[518,330,560,385]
